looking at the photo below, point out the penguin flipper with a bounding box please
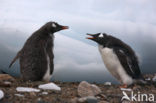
[9,51,21,68]
[113,48,142,79]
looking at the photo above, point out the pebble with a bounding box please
[42,92,48,95]
[98,101,109,103]
[14,93,24,97]
[152,75,156,82]
[78,96,98,103]
[70,97,78,103]
[29,92,36,96]
[145,77,151,81]
[78,81,101,97]
[120,88,132,91]
[121,100,131,103]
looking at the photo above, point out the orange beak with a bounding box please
[61,26,69,30]
[86,34,95,39]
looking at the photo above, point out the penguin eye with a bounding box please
[52,23,56,28]
[99,33,103,38]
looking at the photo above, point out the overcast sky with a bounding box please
[0,0,156,83]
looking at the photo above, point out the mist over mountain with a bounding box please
[0,26,156,83]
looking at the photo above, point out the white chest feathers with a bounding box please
[98,45,133,85]
[43,54,52,82]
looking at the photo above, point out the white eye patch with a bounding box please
[52,23,56,28]
[99,33,103,37]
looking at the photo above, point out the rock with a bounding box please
[96,94,107,101]
[37,98,50,103]
[121,100,131,103]
[16,87,40,92]
[0,90,4,100]
[4,81,12,85]
[152,75,156,82]
[78,96,98,103]
[29,92,36,97]
[70,97,78,103]
[86,96,98,103]
[38,82,61,91]
[104,82,111,86]
[78,97,87,103]
[70,96,98,103]
[78,81,101,97]
[98,101,109,103]
[14,94,24,97]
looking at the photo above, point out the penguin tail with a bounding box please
[9,51,21,68]
[0,70,7,74]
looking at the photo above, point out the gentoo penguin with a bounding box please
[9,21,69,81]
[86,33,144,87]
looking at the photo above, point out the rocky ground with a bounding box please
[0,74,156,103]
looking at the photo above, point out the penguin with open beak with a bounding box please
[86,33,145,88]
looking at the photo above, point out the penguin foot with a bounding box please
[119,84,128,88]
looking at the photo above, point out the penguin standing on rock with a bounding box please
[86,33,145,88]
[9,21,69,81]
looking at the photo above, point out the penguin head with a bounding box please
[44,21,69,33]
[86,33,107,45]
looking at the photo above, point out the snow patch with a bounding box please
[16,87,40,92]
[104,82,112,85]
[38,82,61,91]
[42,92,48,95]
[0,90,4,100]
[120,88,132,91]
